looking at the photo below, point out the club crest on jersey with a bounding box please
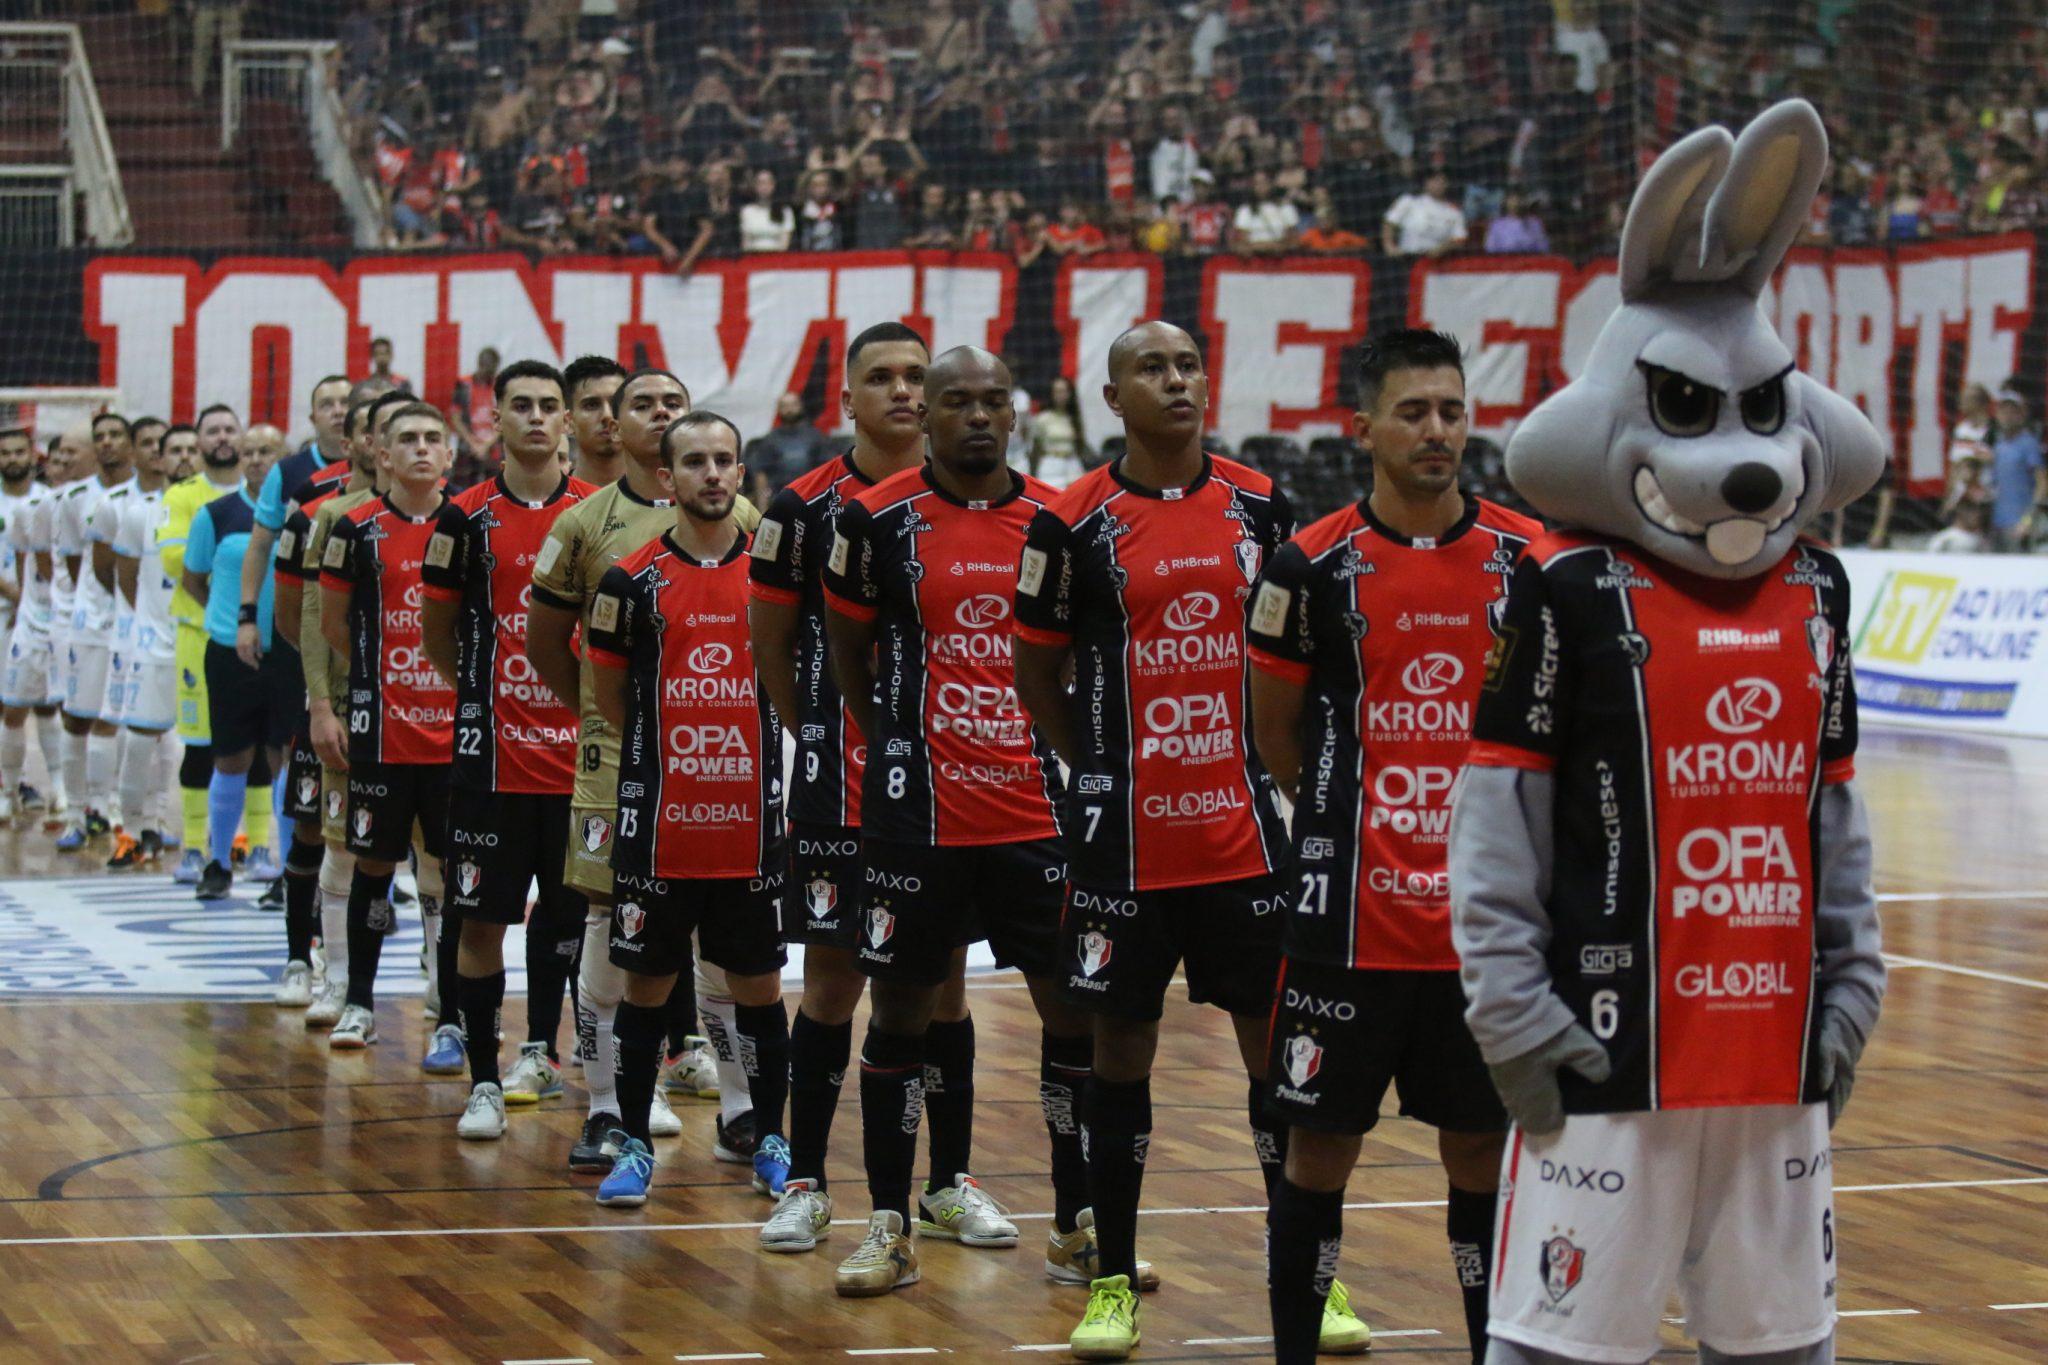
[1078,930,1113,977]
[296,775,318,808]
[581,814,613,852]
[807,877,837,918]
[352,806,371,840]
[1283,1033,1322,1088]
[326,788,343,820]
[1619,631,1651,666]
[1805,615,1835,672]
[866,905,895,947]
[1487,597,1509,634]
[617,902,645,938]
[456,861,481,896]
[1234,539,1261,584]
[1540,1235,1585,1304]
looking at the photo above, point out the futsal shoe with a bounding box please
[256,878,286,912]
[712,1109,756,1163]
[1319,1279,1372,1354]
[138,828,164,863]
[274,960,313,1008]
[231,832,248,866]
[760,1178,832,1252]
[82,808,110,839]
[648,1087,682,1137]
[1044,1210,1161,1291]
[172,847,204,884]
[662,1034,720,1097]
[751,1133,791,1196]
[1070,1275,1142,1360]
[501,1042,563,1104]
[246,844,281,881]
[194,860,232,900]
[569,1112,622,1173]
[105,831,143,869]
[16,782,45,811]
[53,823,86,852]
[0,790,14,824]
[40,794,67,831]
[596,1135,654,1206]
[457,1083,508,1141]
[422,1023,466,1074]
[834,1211,919,1297]
[918,1174,1018,1247]
[329,1004,377,1048]
[306,977,346,1028]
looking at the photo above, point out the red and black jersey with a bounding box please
[587,530,782,880]
[274,506,316,584]
[420,473,596,794]
[321,493,456,765]
[748,451,878,828]
[1470,534,1859,1113]
[289,458,352,510]
[1250,497,1539,970]
[1013,455,1293,892]
[822,465,1064,847]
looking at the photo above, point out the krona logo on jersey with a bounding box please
[687,642,733,675]
[954,594,1009,629]
[1668,677,1806,789]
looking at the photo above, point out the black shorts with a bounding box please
[609,865,787,978]
[1059,874,1286,1021]
[345,759,450,864]
[1264,959,1507,1136]
[783,821,862,949]
[202,641,299,756]
[284,728,322,822]
[445,786,572,926]
[856,837,1066,985]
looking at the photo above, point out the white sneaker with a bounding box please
[329,1003,378,1049]
[0,791,16,824]
[662,1035,720,1098]
[760,1178,833,1253]
[273,960,314,1008]
[501,1041,563,1105]
[918,1173,1020,1247]
[310,942,327,987]
[649,1087,683,1137]
[306,977,347,1028]
[457,1082,508,1140]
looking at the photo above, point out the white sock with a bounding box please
[692,955,753,1118]
[0,723,25,793]
[60,728,86,808]
[35,717,64,798]
[576,910,621,1116]
[116,731,157,827]
[318,846,354,988]
[85,730,117,817]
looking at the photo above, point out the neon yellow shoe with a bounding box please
[1319,1278,1372,1354]
[1070,1274,1141,1360]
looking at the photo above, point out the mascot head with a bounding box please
[1505,100,1885,579]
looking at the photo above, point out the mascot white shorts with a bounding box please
[1489,1103,1835,1363]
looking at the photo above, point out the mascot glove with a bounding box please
[1488,1021,1612,1137]
[1816,1006,1865,1129]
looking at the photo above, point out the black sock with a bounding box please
[858,1025,924,1225]
[1040,1030,1092,1234]
[1447,1184,1497,1363]
[525,891,581,1060]
[343,867,393,1008]
[1248,1079,1289,1202]
[432,899,459,1027]
[922,1015,975,1193]
[1084,1074,1152,1283]
[665,965,699,1058]
[789,1011,851,1188]
[613,999,666,1146]
[283,838,319,963]
[459,969,506,1086]
[735,1000,790,1138]
[1268,1177,1344,1365]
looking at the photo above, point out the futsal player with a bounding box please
[818,346,1100,1292]
[1250,331,1540,1362]
[103,415,178,868]
[317,403,455,1049]
[584,410,790,1207]
[0,425,66,820]
[527,369,754,1168]
[51,412,135,851]
[751,323,980,1222]
[420,359,595,1136]
[1011,321,1312,1361]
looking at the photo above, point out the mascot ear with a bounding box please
[1617,124,1732,303]
[1701,99,1830,299]
[1796,376,1887,513]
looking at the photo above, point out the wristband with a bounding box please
[238,604,259,626]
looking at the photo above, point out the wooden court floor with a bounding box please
[0,728,2042,1363]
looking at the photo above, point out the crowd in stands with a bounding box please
[318,1,2048,264]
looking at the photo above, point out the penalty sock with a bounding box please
[343,866,394,1009]
[460,969,507,1087]
[612,999,665,1147]
[665,965,699,1055]
[734,1000,791,1139]
[1268,1177,1345,1364]
[1040,1031,1092,1234]
[1447,1184,1497,1362]
[1084,1074,1152,1283]
[789,1011,851,1188]
[923,1014,976,1193]
[524,892,582,1060]
[1249,1079,1289,1202]
[283,836,321,962]
[858,1025,924,1226]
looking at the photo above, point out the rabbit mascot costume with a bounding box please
[1447,100,1887,1365]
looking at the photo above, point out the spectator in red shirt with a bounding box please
[1182,169,1233,253]
[1045,200,1107,256]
